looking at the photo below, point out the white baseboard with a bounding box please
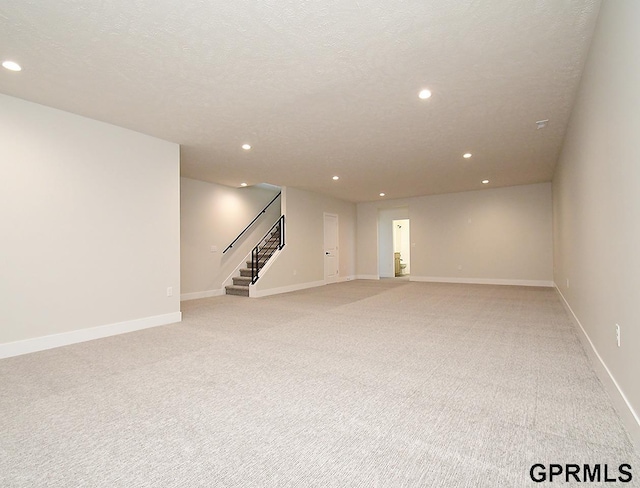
[556,287,640,453]
[410,276,554,287]
[180,289,225,301]
[251,279,326,298]
[338,275,357,282]
[0,311,182,359]
[356,275,380,280]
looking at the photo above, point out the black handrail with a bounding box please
[223,192,281,253]
[252,215,285,284]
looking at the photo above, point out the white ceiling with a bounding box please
[0,0,600,202]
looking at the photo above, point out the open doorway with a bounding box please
[377,207,409,278]
[392,219,410,277]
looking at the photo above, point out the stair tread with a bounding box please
[225,285,250,297]
[226,229,282,297]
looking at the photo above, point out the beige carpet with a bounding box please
[1,281,638,487]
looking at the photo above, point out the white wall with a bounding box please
[552,0,640,447]
[0,94,180,356]
[253,186,357,296]
[357,183,553,286]
[180,178,280,298]
[356,204,380,280]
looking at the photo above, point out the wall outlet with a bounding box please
[566,278,569,288]
[457,264,463,270]
[616,324,621,347]
[167,287,173,297]
[293,269,297,276]
[210,245,217,253]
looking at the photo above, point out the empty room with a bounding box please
[1,0,639,486]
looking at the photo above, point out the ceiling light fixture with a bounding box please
[536,119,549,129]
[482,179,489,184]
[418,89,432,100]
[332,176,339,181]
[242,144,251,150]
[2,60,22,71]
[379,193,386,197]
[240,182,248,187]
[463,153,472,159]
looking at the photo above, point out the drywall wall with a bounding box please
[180,178,281,298]
[356,203,380,279]
[552,0,640,446]
[357,183,553,285]
[253,186,356,295]
[0,94,180,353]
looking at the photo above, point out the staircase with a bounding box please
[225,223,283,297]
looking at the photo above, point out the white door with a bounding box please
[324,213,339,283]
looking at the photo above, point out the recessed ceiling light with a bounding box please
[332,176,339,181]
[535,119,549,129]
[418,89,432,100]
[463,153,472,159]
[242,144,251,150]
[2,60,22,72]
[379,192,386,197]
[240,182,248,187]
[482,179,489,184]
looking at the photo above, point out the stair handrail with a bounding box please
[223,192,281,254]
[252,215,285,284]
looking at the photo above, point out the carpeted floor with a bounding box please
[1,281,638,487]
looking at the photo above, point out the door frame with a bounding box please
[377,207,410,278]
[323,212,339,284]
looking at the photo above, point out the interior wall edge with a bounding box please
[250,280,326,298]
[555,287,640,454]
[410,277,555,287]
[337,275,357,283]
[0,312,182,359]
[180,290,225,301]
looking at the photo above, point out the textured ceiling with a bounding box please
[0,0,600,202]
